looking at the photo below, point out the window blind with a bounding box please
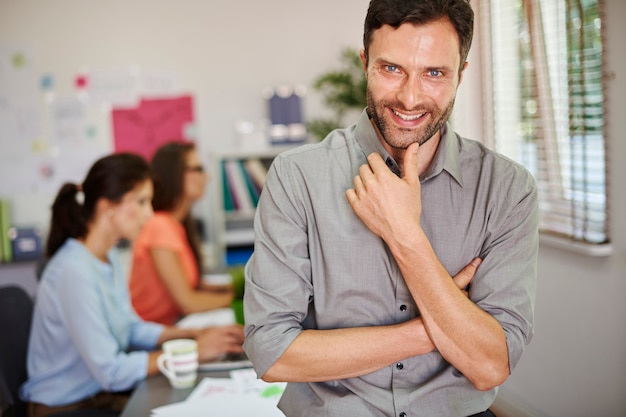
[480,0,609,245]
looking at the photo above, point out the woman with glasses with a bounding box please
[129,141,235,325]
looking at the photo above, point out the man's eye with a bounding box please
[428,69,442,77]
[385,65,399,73]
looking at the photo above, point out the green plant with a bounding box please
[227,265,246,325]
[228,265,245,299]
[308,48,367,141]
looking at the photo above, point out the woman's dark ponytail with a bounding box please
[45,183,87,257]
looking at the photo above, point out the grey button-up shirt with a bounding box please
[244,110,538,417]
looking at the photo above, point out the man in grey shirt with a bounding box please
[243,0,538,416]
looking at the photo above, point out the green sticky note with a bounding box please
[260,385,284,398]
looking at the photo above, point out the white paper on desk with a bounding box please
[187,369,285,402]
[150,393,285,416]
[176,308,235,328]
[151,369,286,417]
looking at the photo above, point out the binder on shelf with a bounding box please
[239,161,260,207]
[223,160,255,213]
[9,227,43,261]
[0,200,12,262]
[243,159,268,191]
[226,247,254,266]
[221,161,235,212]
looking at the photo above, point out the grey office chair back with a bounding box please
[0,285,33,417]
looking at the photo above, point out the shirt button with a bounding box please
[396,362,404,370]
[400,304,407,311]
[399,413,407,417]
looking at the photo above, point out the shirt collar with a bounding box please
[354,109,463,186]
[423,123,464,187]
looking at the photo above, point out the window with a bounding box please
[480,0,610,251]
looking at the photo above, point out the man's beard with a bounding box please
[366,88,455,150]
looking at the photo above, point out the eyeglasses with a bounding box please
[186,165,205,173]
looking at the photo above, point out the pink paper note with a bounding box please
[111,95,194,160]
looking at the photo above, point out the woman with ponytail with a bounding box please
[20,153,244,417]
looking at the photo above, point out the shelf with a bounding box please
[225,229,256,246]
[208,145,301,269]
[224,211,255,222]
[224,216,255,246]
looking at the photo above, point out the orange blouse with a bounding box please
[128,212,199,325]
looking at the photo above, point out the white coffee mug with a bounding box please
[157,339,198,389]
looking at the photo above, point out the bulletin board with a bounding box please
[0,45,196,197]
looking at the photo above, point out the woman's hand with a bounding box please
[195,325,245,363]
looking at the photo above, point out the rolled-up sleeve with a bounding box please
[243,156,314,378]
[474,168,538,372]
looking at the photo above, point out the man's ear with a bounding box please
[458,61,469,85]
[360,49,368,73]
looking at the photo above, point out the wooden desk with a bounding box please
[120,370,231,417]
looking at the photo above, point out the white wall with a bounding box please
[1,1,625,416]
[0,0,369,144]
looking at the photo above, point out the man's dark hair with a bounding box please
[363,0,474,72]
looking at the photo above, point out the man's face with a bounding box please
[361,19,465,150]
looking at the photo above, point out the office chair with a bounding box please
[0,286,120,417]
[0,285,33,417]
